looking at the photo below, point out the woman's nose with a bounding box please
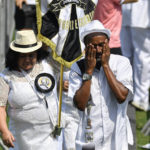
[24,56,31,62]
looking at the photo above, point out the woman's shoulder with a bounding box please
[0,68,14,83]
[0,68,14,78]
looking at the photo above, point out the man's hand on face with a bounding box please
[101,39,110,67]
[85,36,110,73]
[85,44,97,75]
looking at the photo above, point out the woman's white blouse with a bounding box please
[0,60,62,150]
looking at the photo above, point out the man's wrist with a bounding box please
[85,69,93,75]
[82,73,92,81]
[102,63,109,69]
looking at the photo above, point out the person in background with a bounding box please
[62,70,80,150]
[94,0,125,55]
[0,30,62,150]
[94,0,138,55]
[15,0,37,32]
[68,20,134,150]
[121,0,150,111]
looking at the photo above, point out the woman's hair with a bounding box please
[5,47,49,71]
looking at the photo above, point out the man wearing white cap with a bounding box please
[68,20,134,150]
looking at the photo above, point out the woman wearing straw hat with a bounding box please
[0,30,62,150]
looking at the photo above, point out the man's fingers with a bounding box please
[92,47,96,59]
[102,43,106,54]
[102,39,109,54]
[104,39,110,52]
[86,44,96,59]
[89,45,93,58]
[89,44,96,59]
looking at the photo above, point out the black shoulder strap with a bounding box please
[76,59,85,75]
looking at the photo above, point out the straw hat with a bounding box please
[10,30,42,53]
[81,20,111,42]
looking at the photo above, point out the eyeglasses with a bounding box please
[93,42,105,49]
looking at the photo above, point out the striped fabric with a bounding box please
[36,0,98,68]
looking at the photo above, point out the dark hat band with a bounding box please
[14,42,38,48]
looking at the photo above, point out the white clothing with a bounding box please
[61,70,79,150]
[121,27,150,111]
[121,0,150,111]
[0,60,62,150]
[131,1,150,28]
[122,1,150,28]
[26,0,35,5]
[47,56,79,150]
[62,71,70,112]
[68,54,133,150]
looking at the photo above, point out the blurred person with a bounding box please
[15,0,37,32]
[0,30,62,150]
[121,0,150,111]
[94,0,124,55]
[56,70,80,150]
[68,20,134,150]
[94,0,138,55]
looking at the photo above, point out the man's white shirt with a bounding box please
[26,0,35,5]
[68,54,133,150]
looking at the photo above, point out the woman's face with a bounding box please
[18,51,37,71]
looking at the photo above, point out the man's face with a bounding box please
[85,34,108,62]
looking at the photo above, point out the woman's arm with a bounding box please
[0,106,15,148]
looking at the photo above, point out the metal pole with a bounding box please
[58,64,64,127]
[52,64,64,137]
